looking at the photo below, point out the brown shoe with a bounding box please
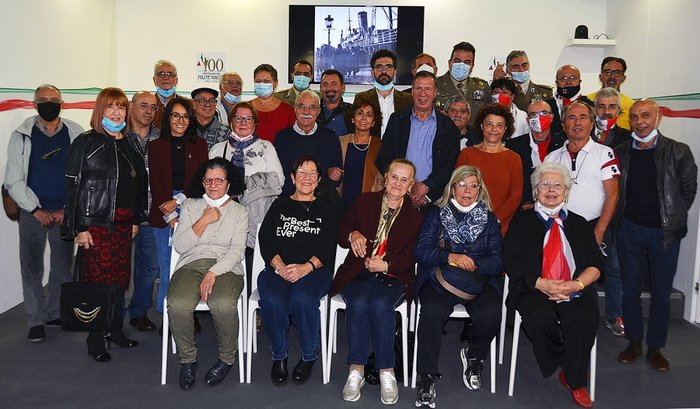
[646,348,669,372]
[618,341,642,364]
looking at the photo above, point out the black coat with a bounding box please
[506,131,566,205]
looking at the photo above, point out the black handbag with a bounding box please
[60,248,123,332]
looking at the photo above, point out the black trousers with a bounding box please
[516,291,598,389]
[416,281,502,376]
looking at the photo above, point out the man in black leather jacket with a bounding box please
[614,99,697,372]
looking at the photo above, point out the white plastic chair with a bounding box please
[326,245,411,386]
[507,290,597,400]
[160,228,247,385]
[410,299,497,393]
[246,224,329,384]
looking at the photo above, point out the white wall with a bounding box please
[607,0,700,321]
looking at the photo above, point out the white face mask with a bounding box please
[416,63,435,74]
[535,200,566,217]
[203,193,230,208]
[450,198,478,213]
[631,128,658,143]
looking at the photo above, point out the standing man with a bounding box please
[376,71,460,209]
[545,65,593,136]
[493,50,553,111]
[404,53,438,95]
[444,96,479,149]
[587,57,633,130]
[435,41,490,125]
[616,100,697,372]
[191,87,230,149]
[274,59,318,106]
[354,49,412,138]
[216,72,244,123]
[318,69,352,137]
[506,100,565,210]
[126,91,160,332]
[3,84,84,342]
[545,101,620,248]
[592,87,632,148]
[152,59,179,130]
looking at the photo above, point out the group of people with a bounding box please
[3,41,696,408]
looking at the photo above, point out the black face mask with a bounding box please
[557,85,580,99]
[37,101,61,122]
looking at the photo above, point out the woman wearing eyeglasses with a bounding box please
[503,162,602,408]
[209,101,284,286]
[257,155,340,385]
[456,104,523,236]
[168,157,248,390]
[149,97,208,320]
[62,87,147,361]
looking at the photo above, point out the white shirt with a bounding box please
[377,89,396,138]
[544,137,620,221]
[209,138,285,187]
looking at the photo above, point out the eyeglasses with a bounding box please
[203,177,226,185]
[195,98,217,106]
[170,112,190,121]
[373,63,395,72]
[527,110,552,118]
[455,181,480,191]
[36,97,62,104]
[222,80,243,87]
[233,115,254,124]
[557,75,579,82]
[295,103,318,111]
[296,170,318,178]
[601,69,624,77]
[537,181,566,191]
[138,103,159,112]
[155,71,177,78]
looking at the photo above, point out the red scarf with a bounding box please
[541,212,575,281]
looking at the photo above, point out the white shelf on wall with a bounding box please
[564,38,616,48]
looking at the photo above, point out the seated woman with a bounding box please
[168,158,248,390]
[331,159,424,404]
[414,165,503,408]
[504,162,602,408]
[258,155,339,385]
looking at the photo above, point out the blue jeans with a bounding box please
[154,225,174,314]
[617,218,681,349]
[341,274,405,369]
[258,266,332,361]
[603,228,623,320]
[128,224,160,318]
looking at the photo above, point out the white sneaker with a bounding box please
[380,371,399,405]
[342,369,365,402]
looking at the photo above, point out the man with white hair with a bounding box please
[216,72,244,122]
[152,59,179,130]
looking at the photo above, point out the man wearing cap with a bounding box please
[192,87,230,150]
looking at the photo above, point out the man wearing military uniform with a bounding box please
[274,59,321,106]
[493,50,553,111]
[435,41,490,126]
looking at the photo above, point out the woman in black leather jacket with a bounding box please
[62,87,147,362]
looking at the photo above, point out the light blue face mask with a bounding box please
[156,86,176,98]
[293,75,311,91]
[450,62,471,81]
[254,82,274,98]
[102,117,126,133]
[224,92,241,104]
[373,80,394,92]
[511,70,530,83]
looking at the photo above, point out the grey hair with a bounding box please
[153,59,177,76]
[594,87,621,107]
[506,50,528,66]
[34,84,61,101]
[219,72,242,85]
[436,165,492,210]
[445,95,471,114]
[531,163,572,200]
[294,89,321,106]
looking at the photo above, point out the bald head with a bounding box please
[130,91,158,128]
[630,99,661,138]
[556,65,581,88]
[527,100,551,115]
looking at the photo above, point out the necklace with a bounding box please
[173,138,185,150]
[291,194,315,212]
[116,144,137,178]
[350,133,370,151]
[562,146,589,184]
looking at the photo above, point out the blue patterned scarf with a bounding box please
[439,200,489,244]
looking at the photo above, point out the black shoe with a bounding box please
[45,318,62,327]
[292,359,315,384]
[28,325,45,343]
[129,316,156,332]
[271,358,288,385]
[104,329,138,348]
[193,314,202,335]
[205,359,233,386]
[460,346,483,391]
[86,331,111,362]
[415,374,437,408]
[179,362,197,390]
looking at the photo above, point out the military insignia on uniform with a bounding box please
[473,90,484,101]
[529,87,536,93]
